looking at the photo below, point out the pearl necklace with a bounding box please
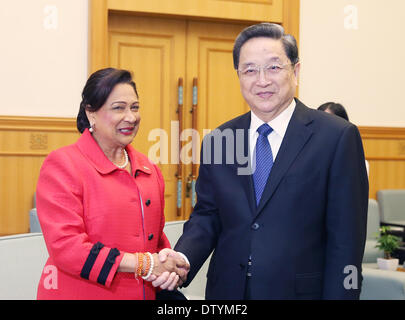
[114,149,128,169]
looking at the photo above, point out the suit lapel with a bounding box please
[239,150,256,216]
[231,112,257,215]
[255,100,314,217]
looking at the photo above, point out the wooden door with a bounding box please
[183,20,250,217]
[109,14,187,221]
[108,13,249,221]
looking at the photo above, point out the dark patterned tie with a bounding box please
[253,123,274,206]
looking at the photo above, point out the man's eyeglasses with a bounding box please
[238,63,294,79]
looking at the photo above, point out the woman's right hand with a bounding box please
[147,252,189,290]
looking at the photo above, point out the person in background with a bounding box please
[155,23,369,299]
[318,102,369,177]
[318,102,349,121]
[36,68,189,299]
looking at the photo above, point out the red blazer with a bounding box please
[36,129,170,299]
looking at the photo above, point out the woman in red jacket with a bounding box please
[36,68,189,299]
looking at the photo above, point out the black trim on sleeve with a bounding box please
[80,242,104,280]
[97,248,121,286]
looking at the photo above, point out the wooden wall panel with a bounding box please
[0,117,403,236]
[89,0,108,74]
[90,0,299,74]
[0,116,79,236]
[106,0,283,23]
[359,126,405,199]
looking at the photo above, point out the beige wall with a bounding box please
[299,0,405,127]
[0,0,88,117]
[0,0,404,127]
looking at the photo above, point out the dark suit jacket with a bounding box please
[174,99,369,300]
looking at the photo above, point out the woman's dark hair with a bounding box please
[233,23,299,70]
[76,68,138,133]
[317,102,349,121]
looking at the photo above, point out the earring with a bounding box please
[89,123,94,133]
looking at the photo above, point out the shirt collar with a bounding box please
[76,129,152,175]
[250,98,296,139]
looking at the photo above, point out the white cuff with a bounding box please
[177,252,190,267]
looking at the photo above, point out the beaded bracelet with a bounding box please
[142,252,154,280]
[143,252,151,277]
[133,253,138,278]
[135,252,144,278]
[141,252,149,278]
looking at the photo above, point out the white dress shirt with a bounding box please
[249,99,296,164]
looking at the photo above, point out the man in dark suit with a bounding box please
[154,23,368,299]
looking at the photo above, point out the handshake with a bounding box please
[146,248,190,291]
